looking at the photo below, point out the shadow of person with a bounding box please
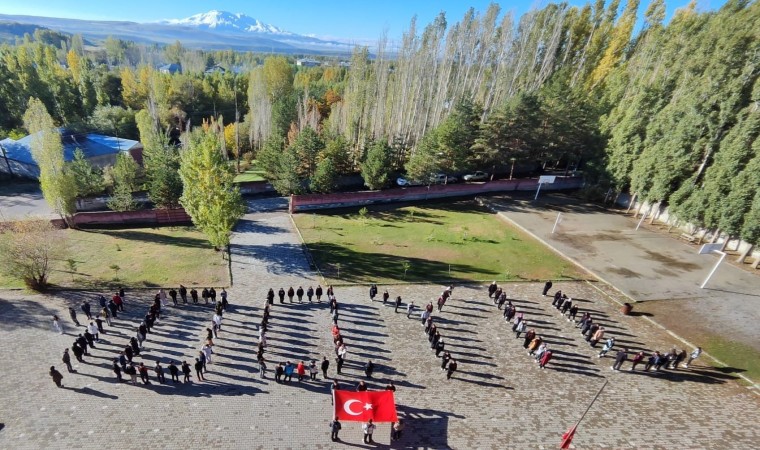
[65,386,119,399]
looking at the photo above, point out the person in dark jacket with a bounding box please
[49,366,64,387]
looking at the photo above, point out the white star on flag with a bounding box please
[364,403,373,410]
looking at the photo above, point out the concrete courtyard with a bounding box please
[1,197,759,449]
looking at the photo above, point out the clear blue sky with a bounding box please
[0,0,725,41]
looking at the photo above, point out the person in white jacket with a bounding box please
[684,347,702,368]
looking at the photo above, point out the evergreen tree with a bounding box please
[310,156,338,193]
[361,140,393,190]
[68,149,103,197]
[136,109,183,209]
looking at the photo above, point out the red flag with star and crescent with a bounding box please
[333,390,398,422]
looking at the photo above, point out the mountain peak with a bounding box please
[162,10,291,35]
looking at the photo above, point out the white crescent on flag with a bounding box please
[343,399,362,416]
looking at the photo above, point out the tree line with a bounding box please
[1,0,759,255]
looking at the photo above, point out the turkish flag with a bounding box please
[333,390,398,422]
[559,425,577,449]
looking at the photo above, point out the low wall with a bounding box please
[49,208,192,228]
[289,177,583,213]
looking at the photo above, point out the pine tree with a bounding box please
[361,140,393,190]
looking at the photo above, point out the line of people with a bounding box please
[419,286,458,380]
[489,281,554,369]
[267,285,329,304]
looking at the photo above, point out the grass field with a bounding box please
[233,161,266,183]
[293,202,587,284]
[0,226,228,290]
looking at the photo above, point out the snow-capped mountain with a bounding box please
[161,10,292,35]
[0,10,359,55]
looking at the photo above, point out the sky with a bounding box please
[0,0,725,41]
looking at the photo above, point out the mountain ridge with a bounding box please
[0,10,355,55]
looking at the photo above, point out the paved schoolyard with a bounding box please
[0,199,759,449]
[481,193,760,353]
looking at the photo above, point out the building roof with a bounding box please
[159,63,182,74]
[0,130,140,166]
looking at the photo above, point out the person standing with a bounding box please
[629,351,645,371]
[539,350,553,369]
[52,315,64,334]
[209,287,217,304]
[267,288,275,305]
[362,419,376,444]
[330,379,340,404]
[168,361,180,382]
[287,287,295,303]
[684,347,702,368]
[406,301,415,319]
[434,336,446,356]
[321,356,330,379]
[383,289,390,304]
[612,348,628,370]
[336,356,345,375]
[395,295,402,313]
[296,286,304,303]
[515,320,527,339]
[220,288,228,311]
[296,361,306,382]
[49,366,64,388]
[138,363,151,385]
[440,352,451,371]
[154,362,165,383]
[81,300,92,320]
[488,281,498,298]
[194,358,205,381]
[88,321,99,342]
[542,281,553,296]
[112,359,122,382]
[201,288,209,304]
[330,418,342,441]
[62,349,74,372]
[307,286,314,302]
[369,284,378,302]
[182,361,192,383]
[68,307,80,327]
[259,358,267,378]
[364,360,375,378]
[315,285,323,302]
[309,360,318,381]
[598,337,616,358]
[278,288,286,303]
[191,288,199,304]
[202,343,214,364]
[179,285,187,304]
[446,359,458,380]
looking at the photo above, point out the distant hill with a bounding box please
[0,10,357,54]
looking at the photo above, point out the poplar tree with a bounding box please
[179,123,245,251]
[23,98,77,225]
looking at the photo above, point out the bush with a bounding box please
[0,219,67,290]
[242,152,254,163]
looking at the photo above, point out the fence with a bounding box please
[289,177,583,213]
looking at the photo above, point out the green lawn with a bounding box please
[233,160,266,183]
[293,202,588,284]
[0,226,228,290]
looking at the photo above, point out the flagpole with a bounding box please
[560,379,608,449]
[574,379,608,428]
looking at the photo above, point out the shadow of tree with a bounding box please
[304,242,498,283]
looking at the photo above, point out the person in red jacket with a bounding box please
[539,350,553,369]
[296,361,306,382]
